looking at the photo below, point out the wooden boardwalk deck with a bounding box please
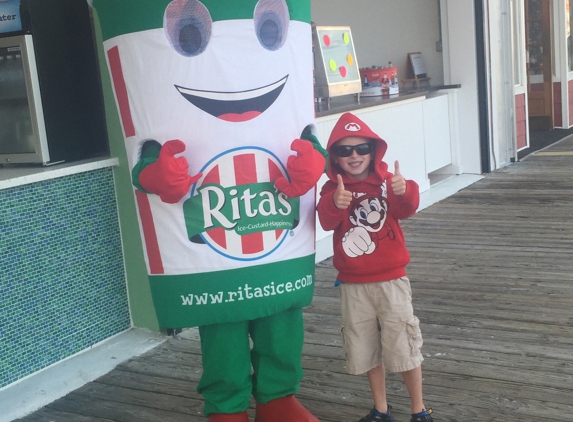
[17,137,573,422]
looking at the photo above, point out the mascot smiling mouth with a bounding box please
[175,75,288,123]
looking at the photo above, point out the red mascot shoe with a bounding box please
[207,411,250,422]
[254,395,319,422]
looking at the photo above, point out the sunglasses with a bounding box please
[332,143,374,157]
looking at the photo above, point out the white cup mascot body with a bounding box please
[92,0,324,420]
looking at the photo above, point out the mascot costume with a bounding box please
[91,0,326,421]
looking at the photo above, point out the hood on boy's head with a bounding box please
[326,112,388,181]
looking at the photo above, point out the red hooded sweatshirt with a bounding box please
[317,112,420,283]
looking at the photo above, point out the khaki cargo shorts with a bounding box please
[339,277,424,374]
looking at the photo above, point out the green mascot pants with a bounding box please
[197,307,304,415]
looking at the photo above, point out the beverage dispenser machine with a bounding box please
[0,0,108,165]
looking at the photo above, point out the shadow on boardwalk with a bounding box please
[16,137,573,421]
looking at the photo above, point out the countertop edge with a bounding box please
[0,157,120,191]
[315,84,461,118]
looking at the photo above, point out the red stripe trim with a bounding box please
[208,227,227,249]
[107,46,136,138]
[202,165,226,247]
[234,154,258,184]
[242,232,264,254]
[233,154,263,253]
[203,164,220,185]
[135,190,164,274]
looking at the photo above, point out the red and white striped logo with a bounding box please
[191,147,291,260]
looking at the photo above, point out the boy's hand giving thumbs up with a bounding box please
[333,174,353,209]
[391,160,407,196]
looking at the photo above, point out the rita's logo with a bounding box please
[184,147,300,261]
[344,122,361,132]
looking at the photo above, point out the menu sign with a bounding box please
[314,26,360,86]
[312,25,362,98]
[0,0,22,34]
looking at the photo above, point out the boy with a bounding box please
[317,112,434,422]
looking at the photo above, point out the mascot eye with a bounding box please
[254,0,289,51]
[164,0,212,57]
[360,209,367,219]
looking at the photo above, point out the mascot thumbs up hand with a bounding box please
[135,139,202,204]
[275,134,327,198]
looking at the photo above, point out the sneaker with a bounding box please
[410,408,434,422]
[358,405,395,422]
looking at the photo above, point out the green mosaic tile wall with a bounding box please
[0,168,131,389]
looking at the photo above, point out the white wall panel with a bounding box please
[423,94,452,172]
[442,0,482,174]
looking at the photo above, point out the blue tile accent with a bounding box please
[0,168,130,388]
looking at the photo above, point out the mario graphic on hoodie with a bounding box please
[92,1,325,421]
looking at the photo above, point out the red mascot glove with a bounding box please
[274,139,326,198]
[139,139,202,204]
